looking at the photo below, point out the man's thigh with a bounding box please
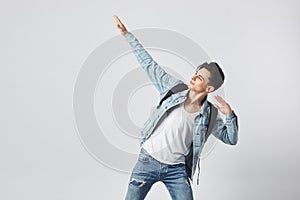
[125,151,159,200]
[162,165,194,200]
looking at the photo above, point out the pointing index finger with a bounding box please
[113,15,121,23]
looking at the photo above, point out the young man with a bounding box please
[114,15,239,200]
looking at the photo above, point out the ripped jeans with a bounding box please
[125,148,193,200]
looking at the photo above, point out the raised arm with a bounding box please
[113,15,184,99]
[211,95,239,145]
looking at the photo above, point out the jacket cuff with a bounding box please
[124,32,134,41]
[226,110,237,122]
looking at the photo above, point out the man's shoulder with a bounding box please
[158,82,188,105]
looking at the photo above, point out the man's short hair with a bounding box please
[196,62,225,90]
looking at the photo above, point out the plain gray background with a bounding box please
[1,0,300,199]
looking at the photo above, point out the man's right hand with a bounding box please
[113,15,128,35]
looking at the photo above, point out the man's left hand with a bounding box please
[213,95,232,115]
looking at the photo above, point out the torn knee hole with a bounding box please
[130,178,146,187]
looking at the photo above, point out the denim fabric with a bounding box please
[124,32,239,182]
[125,148,193,200]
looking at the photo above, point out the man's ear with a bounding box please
[206,85,215,93]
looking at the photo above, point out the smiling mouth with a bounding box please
[189,80,194,85]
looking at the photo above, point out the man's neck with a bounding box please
[184,90,207,112]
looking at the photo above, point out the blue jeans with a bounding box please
[125,148,193,200]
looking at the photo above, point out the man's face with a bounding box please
[188,68,213,93]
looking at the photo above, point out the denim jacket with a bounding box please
[124,32,239,183]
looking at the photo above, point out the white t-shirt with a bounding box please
[142,102,198,164]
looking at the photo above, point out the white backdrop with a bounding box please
[1,0,300,199]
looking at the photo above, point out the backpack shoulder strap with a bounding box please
[205,102,218,142]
